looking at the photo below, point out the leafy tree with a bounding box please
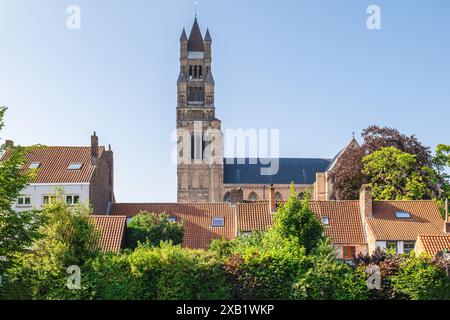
[127,212,184,248]
[328,125,432,200]
[292,240,368,300]
[1,193,99,299]
[391,255,450,300]
[362,147,432,200]
[273,185,323,254]
[431,144,450,214]
[0,106,44,267]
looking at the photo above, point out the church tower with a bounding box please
[176,17,224,203]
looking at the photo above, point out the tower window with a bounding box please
[248,192,259,202]
[188,87,204,103]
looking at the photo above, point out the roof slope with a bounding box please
[416,235,450,256]
[367,201,445,241]
[89,215,127,253]
[224,158,331,185]
[187,18,204,51]
[110,203,235,249]
[1,146,104,183]
[236,200,367,244]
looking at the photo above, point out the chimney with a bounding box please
[230,188,243,205]
[91,132,99,166]
[360,185,373,219]
[269,184,276,213]
[4,140,14,148]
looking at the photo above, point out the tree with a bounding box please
[1,192,99,299]
[329,125,433,200]
[0,106,44,265]
[390,255,450,300]
[431,144,450,214]
[362,147,432,200]
[127,212,185,248]
[292,240,368,300]
[273,185,323,254]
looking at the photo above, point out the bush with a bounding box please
[390,254,450,300]
[127,212,184,249]
[292,241,368,300]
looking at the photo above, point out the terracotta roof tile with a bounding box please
[109,203,235,249]
[236,200,367,245]
[310,201,367,244]
[1,146,104,183]
[89,215,127,253]
[367,201,445,241]
[416,235,450,256]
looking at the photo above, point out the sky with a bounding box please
[1,0,449,202]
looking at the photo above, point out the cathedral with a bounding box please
[176,17,358,203]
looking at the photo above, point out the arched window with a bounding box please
[275,192,282,201]
[248,192,259,202]
[297,192,305,200]
[223,192,231,203]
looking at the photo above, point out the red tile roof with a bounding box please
[89,215,127,253]
[1,146,104,183]
[109,203,236,249]
[310,201,367,244]
[236,200,367,245]
[367,201,445,241]
[416,235,450,256]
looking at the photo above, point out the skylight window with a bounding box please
[395,211,411,219]
[67,163,83,170]
[29,162,40,169]
[167,217,177,223]
[321,216,330,225]
[211,217,225,227]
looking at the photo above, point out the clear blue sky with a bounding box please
[1,0,449,202]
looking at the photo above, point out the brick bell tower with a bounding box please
[176,17,224,203]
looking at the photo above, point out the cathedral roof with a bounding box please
[204,28,212,42]
[180,28,187,41]
[188,18,205,51]
[223,158,331,185]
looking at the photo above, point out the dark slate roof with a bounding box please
[188,18,204,51]
[180,28,187,41]
[223,158,332,185]
[204,28,212,42]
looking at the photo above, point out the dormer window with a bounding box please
[321,216,330,225]
[67,162,83,170]
[29,162,41,169]
[211,217,224,227]
[395,211,411,219]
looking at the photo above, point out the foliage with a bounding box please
[363,147,432,200]
[273,185,323,254]
[127,211,185,248]
[1,194,99,300]
[0,106,44,263]
[292,240,368,300]
[127,243,230,300]
[328,125,433,200]
[390,254,450,300]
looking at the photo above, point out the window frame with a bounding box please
[342,246,356,260]
[167,216,177,223]
[17,195,32,207]
[66,194,80,205]
[67,162,83,170]
[386,241,398,253]
[403,241,415,254]
[395,211,411,219]
[28,162,41,169]
[211,217,225,228]
[42,195,56,205]
[321,216,330,225]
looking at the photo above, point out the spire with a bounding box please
[188,18,204,51]
[204,28,212,42]
[177,71,187,84]
[180,28,187,41]
[205,70,215,84]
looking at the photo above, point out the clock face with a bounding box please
[188,51,204,59]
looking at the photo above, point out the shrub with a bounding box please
[127,212,184,248]
[390,254,450,300]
